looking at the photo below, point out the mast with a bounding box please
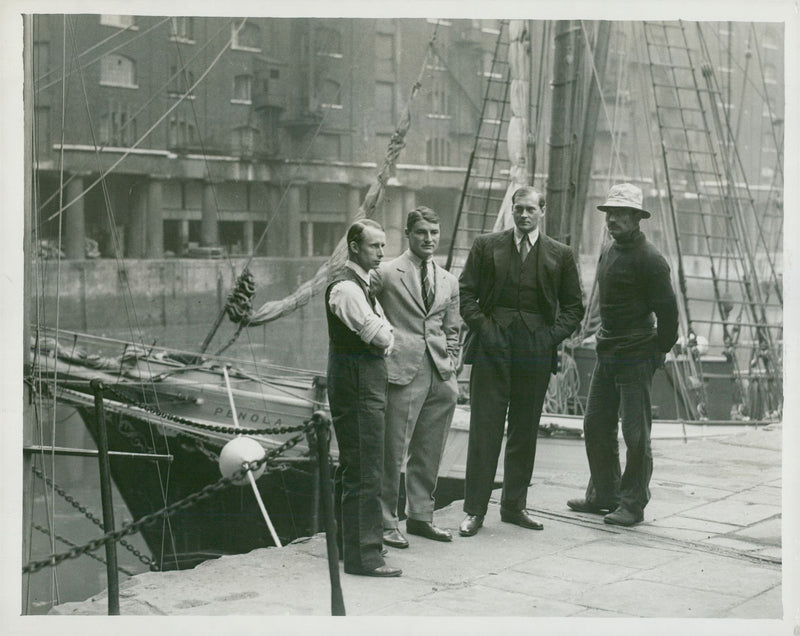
[22,13,34,607]
[545,20,579,245]
[571,21,611,256]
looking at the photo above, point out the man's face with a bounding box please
[512,193,544,234]
[605,208,640,240]
[352,226,386,271]
[406,218,440,261]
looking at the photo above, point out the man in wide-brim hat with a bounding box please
[567,183,679,527]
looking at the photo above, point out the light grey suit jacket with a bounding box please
[373,252,461,386]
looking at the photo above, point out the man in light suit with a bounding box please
[373,206,460,549]
[458,186,584,537]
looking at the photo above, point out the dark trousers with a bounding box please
[582,358,656,515]
[463,318,553,516]
[328,351,387,572]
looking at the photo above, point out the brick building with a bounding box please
[30,16,783,261]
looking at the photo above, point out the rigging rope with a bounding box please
[245,24,440,326]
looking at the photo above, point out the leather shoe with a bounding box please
[344,564,402,577]
[458,514,484,537]
[567,498,614,515]
[406,519,452,542]
[383,528,409,549]
[500,508,544,530]
[604,507,643,527]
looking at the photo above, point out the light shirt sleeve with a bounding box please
[328,281,394,353]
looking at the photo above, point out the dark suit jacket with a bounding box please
[459,228,585,373]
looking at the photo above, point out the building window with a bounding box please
[315,26,342,58]
[480,19,502,35]
[170,17,194,42]
[482,50,502,79]
[319,78,342,109]
[301,221,346,257]
[375,81,395,128]
[429,76,450,118]
[375,18,395,33]
[426,137,451,166]
[100,15,136,29]
[100,101,137,147]
[375,33,395,76]
[232,21,261,52]
[100,54,137,88]
[167,109,196,150]
[33,41,49,75]
[231,125,258,156]
[762,29,778,50]
[232,74,253,103]
[34,106,51,155]
[168,63,195,97]
[764,62,778,85]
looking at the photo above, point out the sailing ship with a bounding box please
[24,15,782,602]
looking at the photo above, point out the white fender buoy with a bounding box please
[219,436,266,485]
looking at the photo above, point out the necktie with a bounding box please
[421,261,433,312]
[519,234,531,262]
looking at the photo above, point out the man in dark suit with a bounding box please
[373,207,460,549]
[458,186,585,537]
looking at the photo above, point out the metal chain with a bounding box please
[31,466,155,568]
[103,383,310,436]
[22,416,320,575]
[32,523,135,576]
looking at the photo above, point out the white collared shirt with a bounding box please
[513,227,540,255]
[405,249,435,298]
[328,261,394,353]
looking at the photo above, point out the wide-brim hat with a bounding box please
[597,183,651,218]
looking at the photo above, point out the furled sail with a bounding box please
[492,20,531,232]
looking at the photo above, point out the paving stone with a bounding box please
[379,582,586,616]
[701,536,765,551]
[725,585,782,619]
[729,516,781,544]
[575,577,741,617]
[647,514,740,535]
[650,478,735,502]
[728,484,781,506]
[632,553,780,598]
[639,525,719,543]
[681,499,780,527]
[571,607,637,617]
[513,553,639,585]
[558,538,686,569]
[480,568,597,606]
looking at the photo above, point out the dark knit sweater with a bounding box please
[595,230,679,360]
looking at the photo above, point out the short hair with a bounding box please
[346,218,383,257]
[512,186,545,208]
[405,206,440,232]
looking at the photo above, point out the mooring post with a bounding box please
[90,379,120,615]
[313,412,345,616]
